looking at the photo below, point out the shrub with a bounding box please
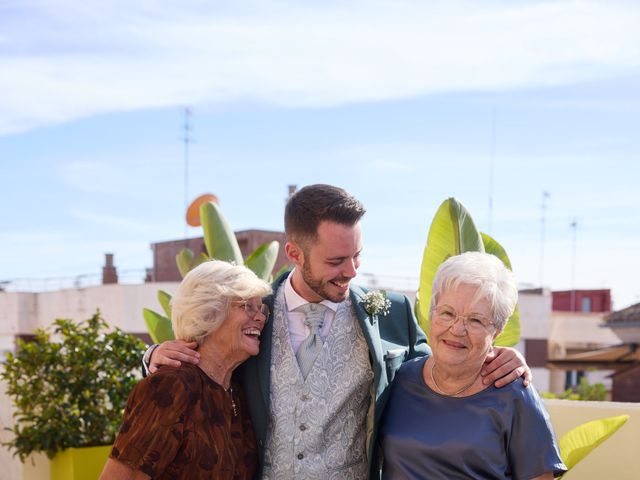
[542,378,608,402]
[1,311,146,461]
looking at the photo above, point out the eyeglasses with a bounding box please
[233,300,270,320]
[432,306,494,334]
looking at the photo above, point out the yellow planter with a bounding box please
[50,445,112,480]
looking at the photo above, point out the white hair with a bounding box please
[171,260,272,345]
[430,252,517,332]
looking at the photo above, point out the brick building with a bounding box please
[149,229,289,282]
[551,288,611,313]
[546,289,622,395]
[548,295,640,402]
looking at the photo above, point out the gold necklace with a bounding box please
[430,362,479,397]
[227,385,238,417]
[199,363,238,416]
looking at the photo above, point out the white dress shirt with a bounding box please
[283,271,340,354]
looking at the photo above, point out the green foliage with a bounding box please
[558,414,629,476]
[245,241,280,281]
[143,307,174,344]
[417,198,519,346]
[1,312,146,461]
[542,378,608,401]
[176,248,195,278]
[157,290,172,319]
[417,198,484,338]
[481,232,520,346]
[574,378,608,401]
[200,201,244,265]
[145,200,281,343]
[273,262,293,280]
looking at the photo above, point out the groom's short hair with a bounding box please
[284,184,365,245]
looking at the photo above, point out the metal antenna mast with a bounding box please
[570,218,578,311]
[540,191,550,286]
[488,108,496,234]
[182,108,193,239]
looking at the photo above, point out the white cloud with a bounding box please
[0,230,150,280]
[60,161,125,194]
[1,0,640,135]
[67,208,157,235]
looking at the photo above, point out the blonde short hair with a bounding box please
[430,252,517,332]
[171,260,272,345]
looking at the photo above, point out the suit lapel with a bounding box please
[256,273,289,412]
[257,292,275,409]
[350,286,385,398]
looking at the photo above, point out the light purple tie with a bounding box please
[296,303,327,379]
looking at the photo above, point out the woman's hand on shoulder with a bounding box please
[481,346,532,388]
[149,340,200,373]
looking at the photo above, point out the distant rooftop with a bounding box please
[606,303,640,326]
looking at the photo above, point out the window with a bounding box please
[565,370,585,390]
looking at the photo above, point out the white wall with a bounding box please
[549,312,621,353]
[0,283,179,336]
[519,290,552,339]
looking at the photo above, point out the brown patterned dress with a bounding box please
[109,363,257,479]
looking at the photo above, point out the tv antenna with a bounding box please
[488,108,496,234]
[182,108,194,239]
[570,218,578,311]
[539,190,550,286]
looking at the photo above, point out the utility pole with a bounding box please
[182,108,193,239]
[539,191,550,287]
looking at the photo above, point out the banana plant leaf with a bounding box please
[192,252,210,270]
[273,263,293,281]
[143,308,175,343]
[245,241,280,281]
[200,201,244,265]
[176,249,210,278]
[176,248,194,278]
[480,232,520,347]
[417,198,484,338]
[558,414,629,476]
[157,290,172,319]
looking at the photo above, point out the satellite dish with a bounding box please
[186,193,219,226]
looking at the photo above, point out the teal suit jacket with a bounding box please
[237,274,430,479]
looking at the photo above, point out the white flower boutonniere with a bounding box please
[362,290,392,317]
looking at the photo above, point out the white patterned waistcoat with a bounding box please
[263,287,373,480]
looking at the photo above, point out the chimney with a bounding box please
[102,253,118,285]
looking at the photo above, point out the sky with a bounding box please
[1,0,639,309]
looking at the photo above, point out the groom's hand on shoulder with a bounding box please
[149,340,200,373]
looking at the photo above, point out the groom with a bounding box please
[147,184,530,479]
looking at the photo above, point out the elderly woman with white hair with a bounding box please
[381,252,567,479]
[100,260,271,480]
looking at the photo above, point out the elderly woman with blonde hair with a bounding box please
[100,260,271,480]
[381,252,567,479]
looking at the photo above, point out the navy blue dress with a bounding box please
[381,357,567,479]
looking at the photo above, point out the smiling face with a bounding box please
[429,283,499,371]
[211,296,267,362]
[286,220,362,303]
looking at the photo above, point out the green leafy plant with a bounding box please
[417,198,519,345]
[1,312,146,461]
[542,378,608,402]
[558,414,629,476]
[144,201,283,343]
